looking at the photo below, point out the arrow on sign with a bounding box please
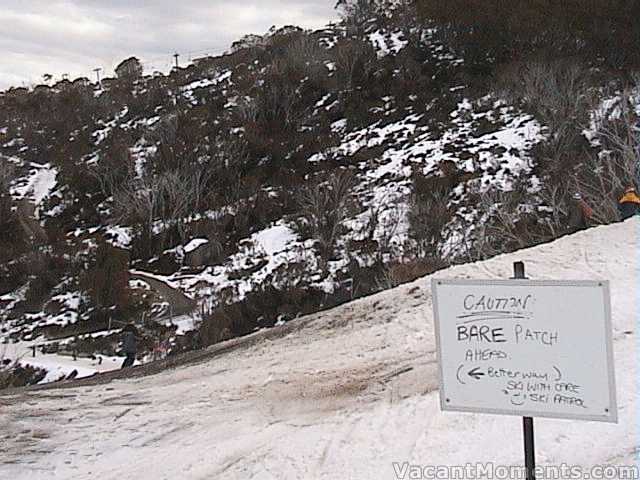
[468,367,485,380]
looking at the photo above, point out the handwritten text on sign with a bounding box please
[431,279,617,423]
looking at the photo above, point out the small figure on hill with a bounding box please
[568,192,594,231]
[121,324,138,369]
[191,330,202,351]
[618,186,640,220]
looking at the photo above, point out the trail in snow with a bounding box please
[129,270,197,318]
[0,220,637,479]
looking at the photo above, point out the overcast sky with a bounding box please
[0,1,339,90]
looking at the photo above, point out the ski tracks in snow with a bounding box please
[0,219,637,479]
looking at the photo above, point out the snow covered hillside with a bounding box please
[0,219,636,479]
[2,0,638,378]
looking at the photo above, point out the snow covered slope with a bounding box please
[0,220,637,479]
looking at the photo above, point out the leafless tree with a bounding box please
[250,76,300,132]
[297,170,356,259]
[592,91,639,181]
[481,190,534,251]
[497,60,592,164]
[407,188,450,259]
[537,183,570,237]
[519,61,589,130]
[359,200,404,262]
[158,171,194,235]
[89,144,134,199]
[111,167,213,247]
[461,185,551,261]
[112,175,162,241]
[574,89,639,224]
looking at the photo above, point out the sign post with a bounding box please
[513,262,535,480]
[431,263,618,473]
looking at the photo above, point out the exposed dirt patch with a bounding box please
[261,359,439,418]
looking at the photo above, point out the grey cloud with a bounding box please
[0,1,338,89]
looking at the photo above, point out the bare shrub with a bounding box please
[198,305,236,346]
[198,284,326,347]
[280,36,327,82]
[483,190,540,253]
[333,39,377,91]
[89,141,133,197]
[462,181,559,261]
[209,136,251,193]
[112,175,162,244]
[376,258,445,290]
[355,201,403,262]
[571,154,634,226]
[112,168,213,250]
[262,80,299,130]
[497,60,592,160]
[151,114,208,172]
[407,171,452,259]
[408,191,449,257]
[537,183,572,238]
[157,170,203,236]
[296,170,356,260]
[573,90,639,224]
[592,92,639,183]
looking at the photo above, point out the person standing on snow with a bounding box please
[568,192,594,231]
[121,324,138,369]
[618,186,640,220]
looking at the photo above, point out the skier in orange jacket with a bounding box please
[618,186,640,220]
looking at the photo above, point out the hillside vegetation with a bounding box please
[0,0,638,377]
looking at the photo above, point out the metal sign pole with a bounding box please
[523,416,536,480]
[513,261,536,480]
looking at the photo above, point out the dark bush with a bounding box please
[416,0,640,70]
[199,284,326,347]
[79,239,131,312]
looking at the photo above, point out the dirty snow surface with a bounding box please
[1,220,637,479]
